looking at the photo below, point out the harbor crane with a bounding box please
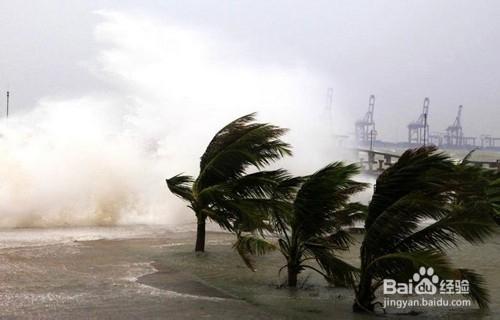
[444,105,476,147]
[444,105,464,147]
[355,95,376,145]
[349,94,500,150]
[408,97,430,146]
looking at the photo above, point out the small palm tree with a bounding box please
[353,147,497,313]
[278,163,367,287]
[166,113,291,252]
[235,163,367,287]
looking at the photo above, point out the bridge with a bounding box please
[355,148,500,175]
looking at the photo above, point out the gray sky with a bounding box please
[1,0,500,141]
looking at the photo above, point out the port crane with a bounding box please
[443,105,477,147]
[355,95,376,145]
[408,97,430,146]
[444,105,463,146]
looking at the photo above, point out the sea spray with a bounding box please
[0,11,351,228]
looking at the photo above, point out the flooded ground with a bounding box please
[0,226,497,319]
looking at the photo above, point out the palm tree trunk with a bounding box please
[287,264,299,287]
[195,215,206,252]
[353,271,374,313]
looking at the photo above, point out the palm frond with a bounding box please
[196,114,291,191]
[228,169,293,199]
[365,146,454,230]
[233,234,276,271]
[486,178,500,223]
[363,192,450,254]
[333,202,368,226]
[366,250,453,286]
[304,245,359,287]
[166,174,194,203]
[200,113,257,168]
[293,162,367,237]
[323,229,356,251]
[460,149,478,165]
[455,268,490,310]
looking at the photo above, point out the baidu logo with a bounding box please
[413,267,439,295]
[382,266,471,309]
[383,266,469,296]
[383,266,439,295]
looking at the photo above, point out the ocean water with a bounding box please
[0,226,497,319]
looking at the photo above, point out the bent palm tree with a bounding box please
[353,147,497,313]
[235,162,367,286]
[458,151,500,224]
[279,163,367,287]
[166,113,291,252]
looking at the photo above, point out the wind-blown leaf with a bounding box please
[166,174,194,203]
[197,113,292,191]
[233,234,276,271]
[460,149,478,164]
[294,162,366,238]
[455,269,490,310]
[366,250,453,284]
[304,243,359,287]
[365,146,454,230]
[363,192,450,254]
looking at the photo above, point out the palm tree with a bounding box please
[279,163,367,287]
[353,147,498,313]
[458,150,500,224]
[166,113,292,252]
[235,162,367,287]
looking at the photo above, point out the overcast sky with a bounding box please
[1,0,500,141]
